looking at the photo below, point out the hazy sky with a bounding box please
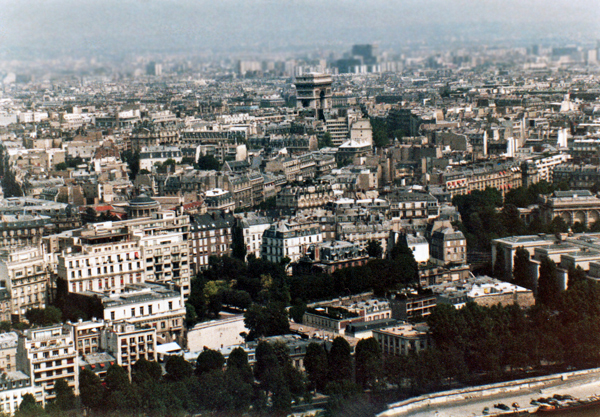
[1,0,599,59]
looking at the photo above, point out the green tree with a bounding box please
[53,378,75,410]
[185,302,198,327]
[25,306,62,326]
[187,275,208,322]
[572,221,587,233]
[79,369,104,411]
[196,369,231,412]
[226,347,254,384]
[244,302,289,340]
[318,132,333,149]
[567,265,587,289]
[121,150,140,181]
[253,341,293,415]
[224,367,253,412]
[196,349,225,376]
[355,337,382,389]
[44,306,62,324]
[104,365,139,411]
[328,337,353,383]
[549,216,569,234]
[221,289,252,310]
[165,356,193,382]
[501,204,527,236]
[493,247,506,280]
[385,354,412,388]
[366,239,383,258]
[231,222,247,260]
[132,358,163,385]
[324,380,362,415]
[513,247,535,290]
[196,155,221,171]
[289,300,306,324]
[15,394,43,417]
[370,117,391,148]
[383,240,419,290]
[254,341,281,391]
[304,342,329,392]
[537,256,561,307]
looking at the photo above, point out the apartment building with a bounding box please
[429,227,467,266]
[523,153,569,185]
[0,333,18,373]
[303,299,391,335]
[71,283,185,344]
[67,318,156,373]
[325,116,350,147]
[276,184,335,209]
[336,221,392,255]
[294,240,368,274]
[139,146,183,172]
[0,247,49,320]
[0,214,50,251]
[261,222,322,264]
[57,228,144,295]
[442,162,522,197]
[102,321,157,370]
[189,211,235,272]
[553,164,600,189]
[0,371,33,415]
[388,191,440,220]
[67,318,105,356]
[389,292,437,321]
[236,213,271,259]
[203,188,236,212]
[17,325,78,406]
[55,211,192,297]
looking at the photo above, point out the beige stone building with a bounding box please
[0,247,49,320]
[17,324,78,406]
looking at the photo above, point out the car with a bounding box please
[494,403,510,411]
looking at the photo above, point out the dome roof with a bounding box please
[128,193,160,209]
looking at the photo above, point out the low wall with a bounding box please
[378,367,600,416]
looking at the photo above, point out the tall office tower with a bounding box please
[294,73,333,120]
[146,61,162,76]
[352,44,378,65]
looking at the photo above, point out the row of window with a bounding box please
[70,262,142,278]
[109,301,176,321]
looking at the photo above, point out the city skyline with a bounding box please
[1,0,599,60]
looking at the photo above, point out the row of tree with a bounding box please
[425,278,600,388]
[64,337,378,417]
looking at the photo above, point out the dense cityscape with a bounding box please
[1,2,600,416]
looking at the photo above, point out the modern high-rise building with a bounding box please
[351,44,378,65]
[146,61,162,76]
